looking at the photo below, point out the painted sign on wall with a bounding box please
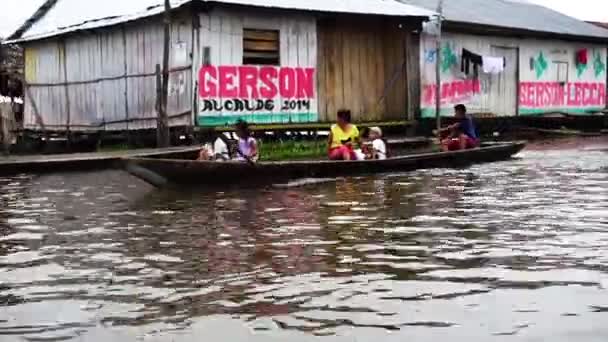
[419,34,490,118]
[422,79,482,107]
[198,65,317,126]
[420,31,608,118]
[519,81,606,114]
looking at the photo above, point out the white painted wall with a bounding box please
[196,8,318,126]
[518,40,606,115]
[420,32,607,117]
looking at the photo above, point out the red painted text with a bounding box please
[519,82,606,108]
[199,65,315,99]
[422,79,481,106]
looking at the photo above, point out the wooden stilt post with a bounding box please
[157,0,172,148]
[435,0,444,132]
[122,26,131,147]
[0,102,7,155]
[155,64,165,147]
[60,39,72,150]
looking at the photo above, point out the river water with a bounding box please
[1,138,607,341]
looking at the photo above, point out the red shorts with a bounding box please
[446,137,479,151]
[329,145,356,160]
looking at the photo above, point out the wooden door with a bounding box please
[489,46,518,116]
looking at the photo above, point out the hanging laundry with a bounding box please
[461,49,483,76]
[576,49,588,65]
[482,56,505,74]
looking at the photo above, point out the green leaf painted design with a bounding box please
[533,52,548,79]
[576,63,588,78]
[441,43,458,73]
[593,51,606,78]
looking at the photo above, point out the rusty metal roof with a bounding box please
[400,0,608,39]
[6,0,435,43]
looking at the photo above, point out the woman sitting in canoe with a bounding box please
[234,119,259,162]
[328,109,360,160]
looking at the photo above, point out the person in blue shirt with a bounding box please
[438,104,480,151]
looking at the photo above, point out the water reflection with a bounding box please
[1,138,608,341]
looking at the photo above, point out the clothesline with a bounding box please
[460,48,505,76]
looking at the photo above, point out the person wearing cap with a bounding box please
[368,127,387,160]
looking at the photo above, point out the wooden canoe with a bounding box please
[123,141,526,187]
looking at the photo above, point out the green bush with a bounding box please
[259,140,327,161]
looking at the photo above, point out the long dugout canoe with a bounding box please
[123,141,526,187]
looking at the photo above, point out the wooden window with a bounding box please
[243,29,280,65]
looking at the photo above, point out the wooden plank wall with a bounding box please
[405,32,421,120]
[317,16,412,123]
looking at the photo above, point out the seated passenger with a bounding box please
[213,135,231,161]
[197,143,214,161]
[439,104,480,152]
[368,127,387,160]
[197,135,231,161]
[328,109,360,160]
[234,120,258,162]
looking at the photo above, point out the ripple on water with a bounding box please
[0,251,48,265]
[0,232,46,241]
[0,141,607,341]
[6,218,37,225]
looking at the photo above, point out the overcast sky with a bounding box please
[1,0,608,38]
[527,0,608,22]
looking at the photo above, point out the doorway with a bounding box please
[489,46,519,116]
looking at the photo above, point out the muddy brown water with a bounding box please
[1,138,607,341]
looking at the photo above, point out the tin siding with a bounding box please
[64,35,102,130]
[24,41,67,129]
[23,13,194,132]
[99,30,129,131]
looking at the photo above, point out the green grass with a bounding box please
[259,140,327,161]
[96,143,131,153]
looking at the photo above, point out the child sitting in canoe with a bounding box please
[197,143,214,161]
[234,119,259,162]
[328,109,360,160]
[197,121,257,162]
[197,134,231,161]
[368,127,388,160]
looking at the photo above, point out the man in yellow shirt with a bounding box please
[328,109,360,160]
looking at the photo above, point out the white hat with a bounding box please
[369,127,383,137]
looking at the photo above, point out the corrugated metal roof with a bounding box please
[211,0,434,17]
[400,0,608,39]
[589,21,608,30]
[8,0,191,43]
[7,0,435,43]
[0,0,46,38]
